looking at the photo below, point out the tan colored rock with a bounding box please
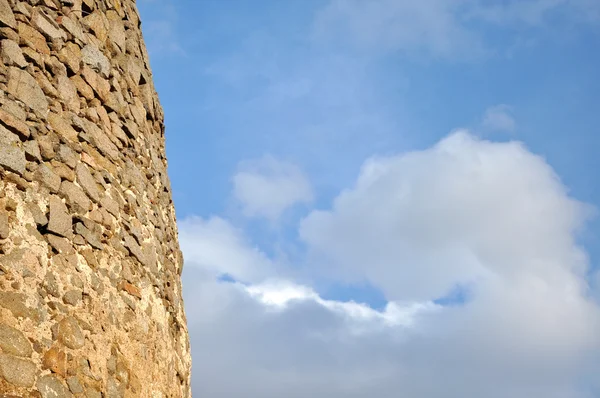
[56,316,84,349]
[81,44,111,78]
[34,164,61,193]
[75,163,100,202]
[58,42,82,74]
[47,195,72,238]
[47,111,79,142]
[0,210,8,239]
[0,291,40,321]
[37,375,73,398]
[42,346,67,377]
[70,74,95,101]
[0,353,36,387]
[60,181,91,213]
[58,15,87,44]
[0,107,30,139]
[17,22,50,55]
[6,67,48,113]
[0,0,191,395]
[81,65,110,101]
[0,0,16,29]
[57,75,80,113]
[32,9,67,41]
[0,323,32,357]
[0,39,27,68]
[83,11,109,42]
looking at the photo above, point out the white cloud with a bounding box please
[179,216,275,282]
[313,0,600,59]
[182,131,600,397]
[482,104,517,133]
[233,156,314,221]
[313,0,484,59]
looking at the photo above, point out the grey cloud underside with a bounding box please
[181,132,600,398]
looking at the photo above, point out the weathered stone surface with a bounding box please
[0,323,33,357]
[83,12,108,43]
[66,376,84,394]
[48,196,72,238]
[42,346,67,377]
[17,22,50,55]
[75,163,100,203]
[56,316,84,349]
[32,9,67,41]
[6,67,48,113]
[0,107,29,139]
[35,164,61,193]
[0,210,8,239]
[57,75,80,113]
[0,1,191,395]
[0,0,16,29]
[29,202,48,226]
[63,289,82,306]
[81,44,110,78]
[58,42,82,74]
[37,375,73,398]
[0,126,25,175]
[0,291,39,320]
[74,222,103,250]
[0,353,36,387]
[47,112,79,142]
[0,39,26,68]
[83,70,110,102]
[24,140,41,161]
[59,181,91,213]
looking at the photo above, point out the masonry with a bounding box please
[0,0,191,396]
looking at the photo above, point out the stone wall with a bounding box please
[0,0,191,396]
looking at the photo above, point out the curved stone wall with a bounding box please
[0,0,191,396]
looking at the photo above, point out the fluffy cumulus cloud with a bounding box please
[181,131,600,397]
[233,156,314,221]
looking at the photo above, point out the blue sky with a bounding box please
[138,1,600,397]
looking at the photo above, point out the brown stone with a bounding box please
[58,42,82,74]
[31,9,66,41]
[0,353,36,387]
[24,140,41,161]
[37,375,73,398]
[0,39,26,68]
[0,210,8,239]
[57,75,80,113]
[47,195,72,238]
[0,323,32,357]
[42,346,67,377]
[56,316,84,349]
[0,0,16,29]
[119,281,142,299]
[47,112,79,142]
[83,12,109,43]
[6,67,48,113]
[0,126,25,175]
[17,22,50,55]
[34,163,61,193]
[75,163,100,203]
[71,74,95,101]
[0,291,40,321]
[59,181,91,213]
[81,65,110,101]
[63,289,82,306]
[0,107,29,139]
